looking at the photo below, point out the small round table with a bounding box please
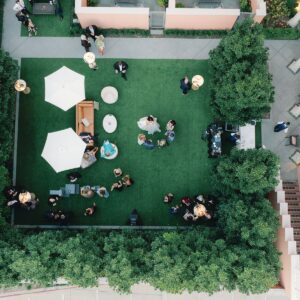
[101,86,118,104]
[191,75,204,91]
[100,144,118,160]
[103,114,117,133]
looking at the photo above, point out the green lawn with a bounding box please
[15,58,215,226]
[21,0,73,37]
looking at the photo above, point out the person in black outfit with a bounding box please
[67,172,82,183]
[81,34,91,52]
[180,76,191,95]
[129,209,139,226]
[85,25,98,41]
[113,61,128,80]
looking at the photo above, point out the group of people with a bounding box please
[81,25,105,55]
[4,186,39,210]
[166,193,215,222]
[14,0,37,36]
[137,116,176,150]
[45,209,69,225]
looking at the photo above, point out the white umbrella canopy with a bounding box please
[41,128,86,173]
[45,66,85,111]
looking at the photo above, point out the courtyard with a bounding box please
[15,58,215,226]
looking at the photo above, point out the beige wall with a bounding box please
[165,8,239,30]
[75,0,149,29]
[250,0,267,23]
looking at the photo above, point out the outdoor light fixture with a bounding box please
[14,79,31,94]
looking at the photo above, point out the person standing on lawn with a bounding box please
[114,61,128,80]
[85,25,98,41]
[180,76,191,95]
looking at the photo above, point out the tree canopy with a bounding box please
[213,148,279,195]
[209,19,274,124]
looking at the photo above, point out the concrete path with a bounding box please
[0,283,289,300]
[263,40,300,181]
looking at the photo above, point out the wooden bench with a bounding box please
[76,101,94,146]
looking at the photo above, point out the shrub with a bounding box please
[263,0,290,27]
[263,27,300,39]
[209,19,274,124]
[240,0,251,12]
[157,0,168,7]
[213,148,279,195]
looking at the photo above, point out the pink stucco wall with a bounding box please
[77,11,149,29]
[75,0,149,29]
[250,0,267,23]
[165,8,239,30]
[277,227,292,299]
[269,192,292,298]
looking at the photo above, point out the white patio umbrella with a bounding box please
[45,66,85,111]
[41,128,86,173]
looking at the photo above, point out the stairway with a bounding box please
[283,181,300,254]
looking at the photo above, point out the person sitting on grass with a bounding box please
[157,139,167,148]
[84,203,97,216]
[81,186,94,198]
[113,168,123,177]
[97,186,109,198]
[165,130,175,144]
[111,181,123,192]
[67,172,81,183]
[164,193,174,203]
[183,210,197,221]
[181,196,193,207]
[48,195,59,207]
[166,120,176,131]
[122,175,134,187]
[169,205,180,214]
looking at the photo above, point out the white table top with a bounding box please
[237,124,255,150]
[100,144,118,160]
[103,114,117,133]
[101,86,118,104]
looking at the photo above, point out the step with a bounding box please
[285,197,300,202]
[288,202,300,207]
[150,29,164,35]
[288,208,300,213]
[291,220,300,224]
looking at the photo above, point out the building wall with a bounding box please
[164,8,239,30]
[75,0,149,29]
[250,0,267,23]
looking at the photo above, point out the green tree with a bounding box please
[216,194,279,247]
[209,19,274,124]
[213,148,279,195]
[103,231,150,293]
[60,230,104,287]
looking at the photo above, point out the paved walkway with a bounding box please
[0,284,289,300]
[263,40,300,181]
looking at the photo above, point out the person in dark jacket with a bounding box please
[274,121,290,133]
[180,76,191,95]
[85,25,98,41]
[113,61,128,80]
[81,34,91,52]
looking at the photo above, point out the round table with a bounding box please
[191,75,204,91]
[103,114,117,133]
[101,86,118,104]
[19,191,32,204]
[100,143,118,160]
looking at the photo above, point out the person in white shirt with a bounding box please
[13,0,30,15]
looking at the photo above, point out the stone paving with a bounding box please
[1,0,300,298]
[263,40,300,181]
[0,284,290,300]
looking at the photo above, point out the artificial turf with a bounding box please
[15,58,215,226]
[21,0,73,37]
